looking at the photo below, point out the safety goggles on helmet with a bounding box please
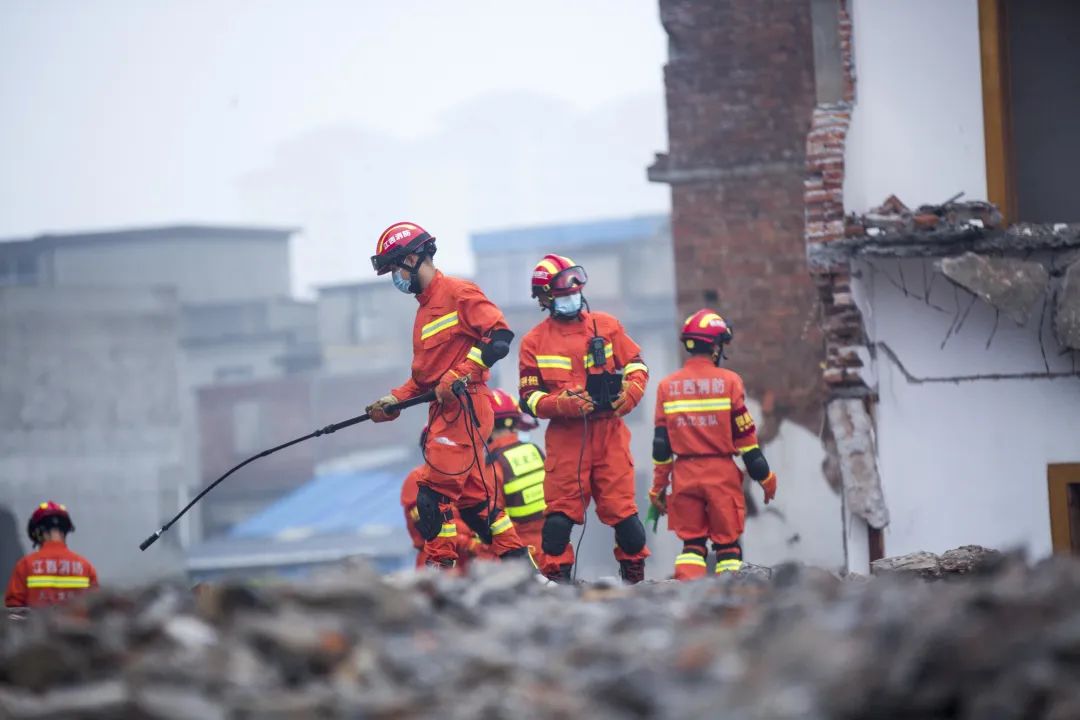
[547,265,588,297]
[371,237,432,275]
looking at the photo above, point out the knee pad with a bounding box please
[683,537,708,556]
[415,485,450,541]
[541,513,574,556]
[614,515,647,555]
[459,501,493,544]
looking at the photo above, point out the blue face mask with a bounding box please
[552,292,583,317]
[392,269,413,294]
[517,431,532,443]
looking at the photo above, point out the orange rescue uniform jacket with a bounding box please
[652,355,761,492]
[518,310,648,417]
[391,271,509,401]
[4,541,98,608]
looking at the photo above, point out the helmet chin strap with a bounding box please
[396,254,427,294]
[711,340,727,366]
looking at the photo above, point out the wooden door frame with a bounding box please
[1048,463,1080,553]
[978,0,1017,223]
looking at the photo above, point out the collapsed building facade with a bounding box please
[653,0,1080,572]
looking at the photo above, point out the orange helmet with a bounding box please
[371,221,436,276]
[681,309,733,350]
[27,501,74,545]
[531,254,587,299]
[489,388,538,431]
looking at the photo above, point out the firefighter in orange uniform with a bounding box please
[368,221,527,569]
[5,502,98,608]
[650,310,778,580]
[518,254,650,584]
[486,389,546,554]
[401,464,480,571]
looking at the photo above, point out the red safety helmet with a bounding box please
[531,254,588,299]
[681,309,733,350]
[489,388,538,431]
[27,501,74,546]
[371,221,437,275]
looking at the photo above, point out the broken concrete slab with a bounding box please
[872,546,1005,580]
[1055,259,1080,351]
[826,398,888,529]
[939,545,1004,575]
[871,551,941,579]
[938,252,1048,325]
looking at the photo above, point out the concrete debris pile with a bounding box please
[847,195,1004,238]
[3,550,1080,719]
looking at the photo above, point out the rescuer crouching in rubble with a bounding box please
[5,502,99,608]
[650,310,778,580]
[367,221,528,569]
[518,254,651,584]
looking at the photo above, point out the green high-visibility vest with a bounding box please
[492,441,546,522]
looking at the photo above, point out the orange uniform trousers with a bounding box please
[420,386,524,565]
[668,456,745,580]
[541,414,649,574]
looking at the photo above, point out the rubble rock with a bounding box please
[1055,259,1080,350]
[870,550,941,579]
[939,544,1004,575]
[939,252,1049,325]
[3,554,1080,719]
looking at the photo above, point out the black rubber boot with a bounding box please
[545,563,574,584]
[619,559,645,585]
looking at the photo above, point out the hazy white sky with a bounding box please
[0,0,670,295]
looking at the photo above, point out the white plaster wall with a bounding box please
[854,257,1080,561]
[742,408,846,572]
[845,0,988,213]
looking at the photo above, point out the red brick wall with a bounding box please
[652,0,824,432]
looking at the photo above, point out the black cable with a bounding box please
[420,393,477,478]
[460,389,496,542]
[571,410,589,582]
[139,390,436,551]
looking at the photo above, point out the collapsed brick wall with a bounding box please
[805,0,863,395]
[650,0,824,433]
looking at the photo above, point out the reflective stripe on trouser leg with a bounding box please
[674,552,708,581]
[674,539,708,581]
[486,509,526,557]
[714,539,742,573]
[716,558,743,573]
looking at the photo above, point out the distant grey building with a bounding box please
[0,287,187,584]
[0,225,318,550]
[315,279,415,376]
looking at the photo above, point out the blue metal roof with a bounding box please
[470,214,668,253]
[229,463,414,539]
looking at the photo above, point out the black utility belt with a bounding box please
[585,372,622,412]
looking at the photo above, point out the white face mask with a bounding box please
[552,293,583,317]
[516,431,532,443]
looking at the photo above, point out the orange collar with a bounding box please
[416,270,445,305]
[685,354,717,370]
